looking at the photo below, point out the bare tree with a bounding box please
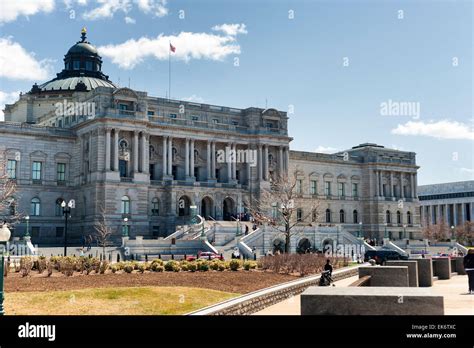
[455,221,474,246]
[0,157,20,227]
[432,220,449,243]
[93,205,113,257]
[421,222,435,241]
[246,170,321,253]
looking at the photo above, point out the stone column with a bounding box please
[227,142,232,182]
[185,138,189,177]
[162,136,167,177]
[375,170,379,197]
[285,146,290,174]
[400,172,404,199]
[279,146,284,176]
[453,204,458,226]
[190,139,195,178]
[420,206,425,226]
[207,141,211,179]
[105,128,111,171]
[444,204,449,224]
[232,144,237,180]
[211,142,216,179]
[410,173,415,198]
[389,171,394,197]
[168,137,173,176]
[264,145,269,181]
[141,133,148,174]
[113,129,119,171]
[133,131,139,173]
[428,205,433,225]
[379,171,383,197]
[461,203,466,225]
[414,173,418,197]
[258,145,263,181]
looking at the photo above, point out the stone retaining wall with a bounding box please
[188,265,361,316]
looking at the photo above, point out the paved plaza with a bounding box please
[254,275,473,315]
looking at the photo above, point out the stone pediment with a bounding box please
[113,87,139,100]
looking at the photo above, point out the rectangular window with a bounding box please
[7,159,16,179]
[297,208,303,222]
[56,227,64,238]
[212,119,219,124]
[191,116,199,121]
[232,121,239,126]
[149,164,155,180]
[32,161,42,180]
[352,183,358,197]
[119,104,128,110]
[73,61,80,70]
[169,113,177,119]
[85,61,93,71]
[152,226,160,237]
[325,181,331,196]
[310,180,317,195]
[338,183,345,197]
[296,179,303,194]
[119,160,128,178]
[57,163,66,182]
[147,111,155,116]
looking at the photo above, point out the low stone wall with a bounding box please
[301,287,444,315]
[433,257,451,280]
[386,260,419,287]
[413,258,433,287]
[358,266,409,287]
[188,265,362,315]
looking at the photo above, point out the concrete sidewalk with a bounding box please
[253,274,473,315]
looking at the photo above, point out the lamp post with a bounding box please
[403,224,407,240]
[0,222,11,315]
[24,215,30,238]
[384,223,388,239]
[358,221,362,238]
[123,217,129,237]
[61,199,75,256]
[450,225,455,239]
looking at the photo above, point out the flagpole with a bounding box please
[168,41,171,101]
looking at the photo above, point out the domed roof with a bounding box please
[38,76,116,91]
[67,42,98,55]
[29,28,115,94]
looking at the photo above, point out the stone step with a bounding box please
[432,276,439,281]
[451,272,458,276]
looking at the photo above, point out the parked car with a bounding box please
[198,251,224,260]
[364,249,408,264]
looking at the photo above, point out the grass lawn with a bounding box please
[5,286,239,315]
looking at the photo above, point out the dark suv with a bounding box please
[364,249,408,264]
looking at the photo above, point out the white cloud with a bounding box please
[82,0,131,20]
[98,26,246,69]
[315,146,339,154]
[135,0,168,17]
[0,37,52,80]
[64,0,88,9]
[212,23,247,36]
[124,16,136,24]
[0,0,55,24]
[182,95,205,103]
[0,91,21,121]
[82,0,168,20]
[391,120,474,141]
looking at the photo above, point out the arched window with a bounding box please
[31,198,41,216]
[339,209,345,223]
[119,139,128,151]
[325,209,331,223]
[407,211,412,224]
[151,198,159,216]
[397,210,402,224]
[386,210,391,224]
[121,196,130,214]
[55,198,64,216]
[353,210,358,223]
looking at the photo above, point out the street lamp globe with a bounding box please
[124,217,128,223]
[0,224,11,242]
[25,216,29,221]
[61,200,66,208]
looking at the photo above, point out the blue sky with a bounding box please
[0,0,472,185]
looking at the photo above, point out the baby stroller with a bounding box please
[319,270,333,286]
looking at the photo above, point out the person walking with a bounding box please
[324,259,333,276]
[463,249,474,294]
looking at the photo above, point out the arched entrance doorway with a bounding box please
[201,196,213,219]
[272,239,285,254]
[178,195,191,217]
[222,197,235,221]
[296,238,312,254]
[322,238,334,255]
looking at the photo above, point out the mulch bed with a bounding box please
[4,271,298,294]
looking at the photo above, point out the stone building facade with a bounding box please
[418,181,474,228]
[0,31,421,245]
